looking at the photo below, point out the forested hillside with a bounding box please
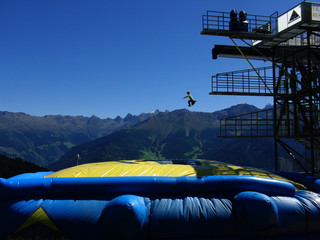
[0,154,47,178]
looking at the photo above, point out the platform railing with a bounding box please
[220,104,320,138]
[220,108,274,138]
[281,32,320,47]
[202,11,278,35]
[211,66,278,96]
[219,107,298,138]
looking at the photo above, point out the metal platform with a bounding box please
[210,66,275,96]
[201,2,320,48]
[211,44,320,63]
[201,28,277,41]
[201,10,277,41]
[211,45,272,60]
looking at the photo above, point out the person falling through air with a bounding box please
[183,91,196,107]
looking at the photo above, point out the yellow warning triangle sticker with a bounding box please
[15,207,61,233]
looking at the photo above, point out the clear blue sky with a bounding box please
[0,0,307,118]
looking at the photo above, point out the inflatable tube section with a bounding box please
[150,196,233,239]
[295,191,320,233]
[0,175,296,200]
[7,171,54,180]
[234,191,278,237]
[274,171,320,193]
[2,193,320,240]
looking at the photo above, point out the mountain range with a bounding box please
[0,110,159,167]
[1,104,281,172]
[49,104,276,171]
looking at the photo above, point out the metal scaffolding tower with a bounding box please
[202,2,320,175]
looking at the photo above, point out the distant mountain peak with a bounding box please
[114,116,122,122]
[124,113,134,122]
[264,103,273,109]
[149,109,160,114]
[221,103,258,113]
